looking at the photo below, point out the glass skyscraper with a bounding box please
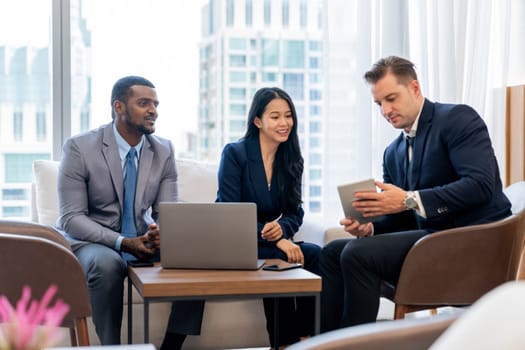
[0,1,91,219]
[198,0,324,214]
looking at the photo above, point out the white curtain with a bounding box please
[322,0,524,224]
[407,0,516,178]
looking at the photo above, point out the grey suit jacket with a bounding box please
[56,122,178,251]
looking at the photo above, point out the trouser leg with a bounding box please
[319,239,351,332]
[339,230,429,327]
[75,243,127,345]
[296,242,321,337]
[263,297,299,347]
[166,300,205,335]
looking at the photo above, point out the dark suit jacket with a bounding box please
[374,99,511,234]
[216,137,304,245]
[56,122,178,251]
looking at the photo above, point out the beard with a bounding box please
[123,105,156,135]
[138,124,155,135]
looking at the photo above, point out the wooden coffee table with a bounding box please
[127,259,322,347]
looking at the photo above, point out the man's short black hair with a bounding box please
[111,76,155,106]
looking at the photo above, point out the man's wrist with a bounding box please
[403,191,418,210]
[115,236,124,251]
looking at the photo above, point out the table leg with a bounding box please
[314,293,320,334]
[144,300,150,343]
[273,297,279,349]
[128,277,132,344]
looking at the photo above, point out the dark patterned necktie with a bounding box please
[406,136,414,190]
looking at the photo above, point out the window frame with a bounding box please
[51,0,72,160]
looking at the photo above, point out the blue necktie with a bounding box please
[121,148,137,260]
[406,136,414,190]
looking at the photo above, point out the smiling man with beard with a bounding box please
[56,76,201,349]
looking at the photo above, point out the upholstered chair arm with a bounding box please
[394,213,524,306]
[287,314,457,350]
[0,219,70,249]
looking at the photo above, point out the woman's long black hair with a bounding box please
[243,87,303,212]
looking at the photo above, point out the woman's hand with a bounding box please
[261,220,283,242]
[276,239,304,265]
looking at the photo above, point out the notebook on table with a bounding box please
[159,202,265,270]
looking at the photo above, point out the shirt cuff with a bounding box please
[414,191,427,218]
[115,236,124,251]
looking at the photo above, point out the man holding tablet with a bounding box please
[320,56,512,332]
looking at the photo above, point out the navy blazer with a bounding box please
[373,99,511,234]
[216,137,304,244]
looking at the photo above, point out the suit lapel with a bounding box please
[395,133,409,188]
[102,124,124,208]
[411,99,434,189]
[245,137,270,206]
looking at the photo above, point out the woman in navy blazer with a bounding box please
[217,87,321,348]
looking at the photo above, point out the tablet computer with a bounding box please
[337,178,377,223]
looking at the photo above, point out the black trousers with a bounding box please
[319,230,429,332]
[260,242,321,347]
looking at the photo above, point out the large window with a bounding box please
[13,110,23,141]
[229,55,247,67]
[5,154,51,183]
[283,73,304,101]
[264,0,271,26]
[300,0,308,28]
[229,38,246,50]
[282,0,289,27]
[261,39,279,67]
[230,71,247,83]
[229,87,246,100]
[0,0,204,220]
[226,0,234,27]
[245,0,252,26]
[1,0,521,227]
[36,110,47,141]
[283,41,305,68]
[229,103,246,116]
[0,1,52,219]
[81,0,201,153]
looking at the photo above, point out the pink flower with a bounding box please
[0,285,69,350]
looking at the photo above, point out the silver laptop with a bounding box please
[159,202,265,270]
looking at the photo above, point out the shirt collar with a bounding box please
[404,100,424,139]
[112,122,144,162]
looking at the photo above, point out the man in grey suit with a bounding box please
[56,76,201,349]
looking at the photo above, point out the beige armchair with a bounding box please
[501,181,525,279]
[286,313,458,350]
[290,281,525,350]
[388,208,525,319]
[383,181,525,318]
[0,220,91,346]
